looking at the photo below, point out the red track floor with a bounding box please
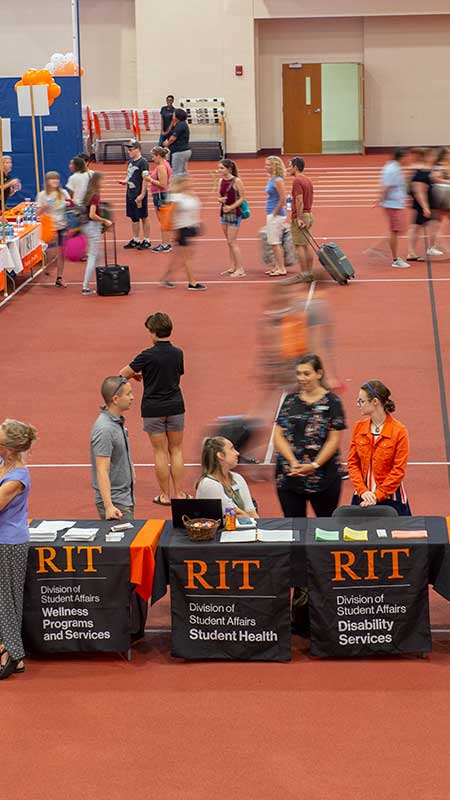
[3,155,450,799]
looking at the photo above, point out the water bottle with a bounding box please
[16,213,22,228]
[225,507,237,531]
[6,223,14,240]
[286,195,292,212]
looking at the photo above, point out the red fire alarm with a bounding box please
[235,65,243,76]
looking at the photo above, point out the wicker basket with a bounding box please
[182,515,220,542]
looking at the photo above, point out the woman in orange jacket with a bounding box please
[347,380,411,515]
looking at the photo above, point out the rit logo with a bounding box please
[331,548,410,582]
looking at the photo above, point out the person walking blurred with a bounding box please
[379,148,410,268]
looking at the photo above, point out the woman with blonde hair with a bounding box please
[36,171,70,287]
[0,418,37,680]
[146,146,173,252]
[196,437,258,517]
[264,155,287,277]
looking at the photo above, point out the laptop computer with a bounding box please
[171,498,223,529]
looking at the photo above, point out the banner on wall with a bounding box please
[169,544,291,661]
[306,542,431,658]
[23,540,131,653]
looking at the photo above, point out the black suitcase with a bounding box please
[96,224,130,296]
[304,229,355,285]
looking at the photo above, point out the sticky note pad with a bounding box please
[343,526,368,542]
[376,529,388,538]
[391,530,428,539]
[315,528,340,542]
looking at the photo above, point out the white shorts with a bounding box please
[266,213,286,245]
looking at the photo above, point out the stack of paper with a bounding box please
[62,528,99,542]
[29,529,58,543]
[392,530,428,539]
[221,530,257,543]
[376,529,388,538]
[105,532,125,542]
[315,528,340,543]
[31,520,76,534]
[343,527,368,542]
[257,529,293,542]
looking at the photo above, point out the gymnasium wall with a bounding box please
[0,0,136,109]
[256,13,450,149]
[2,3,450,153]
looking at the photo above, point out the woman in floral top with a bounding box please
[273,354,346,517]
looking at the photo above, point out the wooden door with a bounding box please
[282,63,322,154]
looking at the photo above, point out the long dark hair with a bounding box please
[361,380,395,413]
[83,171,103,206]
[220,159,238,177]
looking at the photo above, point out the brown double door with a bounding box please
[282,63,322,154]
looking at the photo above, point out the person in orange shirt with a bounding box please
[347,380,411,515]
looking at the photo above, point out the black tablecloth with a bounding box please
[152,516,450,604]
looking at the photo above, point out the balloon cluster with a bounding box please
[14,70,61,107]
[45,52,84,78]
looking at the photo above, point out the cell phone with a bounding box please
[236,517,257,529]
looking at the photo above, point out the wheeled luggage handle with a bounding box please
[103,221,118,267]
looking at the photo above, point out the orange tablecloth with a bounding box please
[130,519,165,600]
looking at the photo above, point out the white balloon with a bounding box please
[51,52,64,63]
[64,52,74,63]
[44,62,54,74]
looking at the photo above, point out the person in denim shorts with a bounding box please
[120,312,190,506]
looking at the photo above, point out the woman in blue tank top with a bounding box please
[0,419,37,680]
[265,156,287,277]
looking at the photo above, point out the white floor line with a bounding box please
[35,277,450,288]
[26,461,450,468]
[0,265,47,310]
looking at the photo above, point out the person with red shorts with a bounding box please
[380,148,410,268]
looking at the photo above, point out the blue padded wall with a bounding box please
[0,76,83,201]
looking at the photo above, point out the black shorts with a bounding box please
[126,194,148,222]
[176,225,199,247]
[413,206,431,226]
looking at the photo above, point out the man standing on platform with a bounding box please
[288,157,314,280]
[120,140,151,250]
[90,376,135,521]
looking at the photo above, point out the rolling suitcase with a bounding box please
[304,229,355,285]
[96,224,130,296]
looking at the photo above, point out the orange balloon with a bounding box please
[34,69,53,85]
[14,79,24,92]
[22,69,38,85]
[48,98,54,107]
[47,81,61,101]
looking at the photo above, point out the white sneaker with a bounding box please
[426,247,444,256]
[392,258,410,268]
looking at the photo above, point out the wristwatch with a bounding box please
[311,461,320,470]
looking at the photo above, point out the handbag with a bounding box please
[159,202,175,231]
[240,199,251,219]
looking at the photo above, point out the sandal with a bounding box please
[220,268,235,275]
[267,270,287,277]
[153,495,171,506]
[55,276,66,288]
[229,271,246,278]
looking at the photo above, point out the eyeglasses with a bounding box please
[112,376,127,396]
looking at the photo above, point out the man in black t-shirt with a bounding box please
[119,312,188,506]
[159,95,175,146]
[164,109,192,176]
[119,140,151,250]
